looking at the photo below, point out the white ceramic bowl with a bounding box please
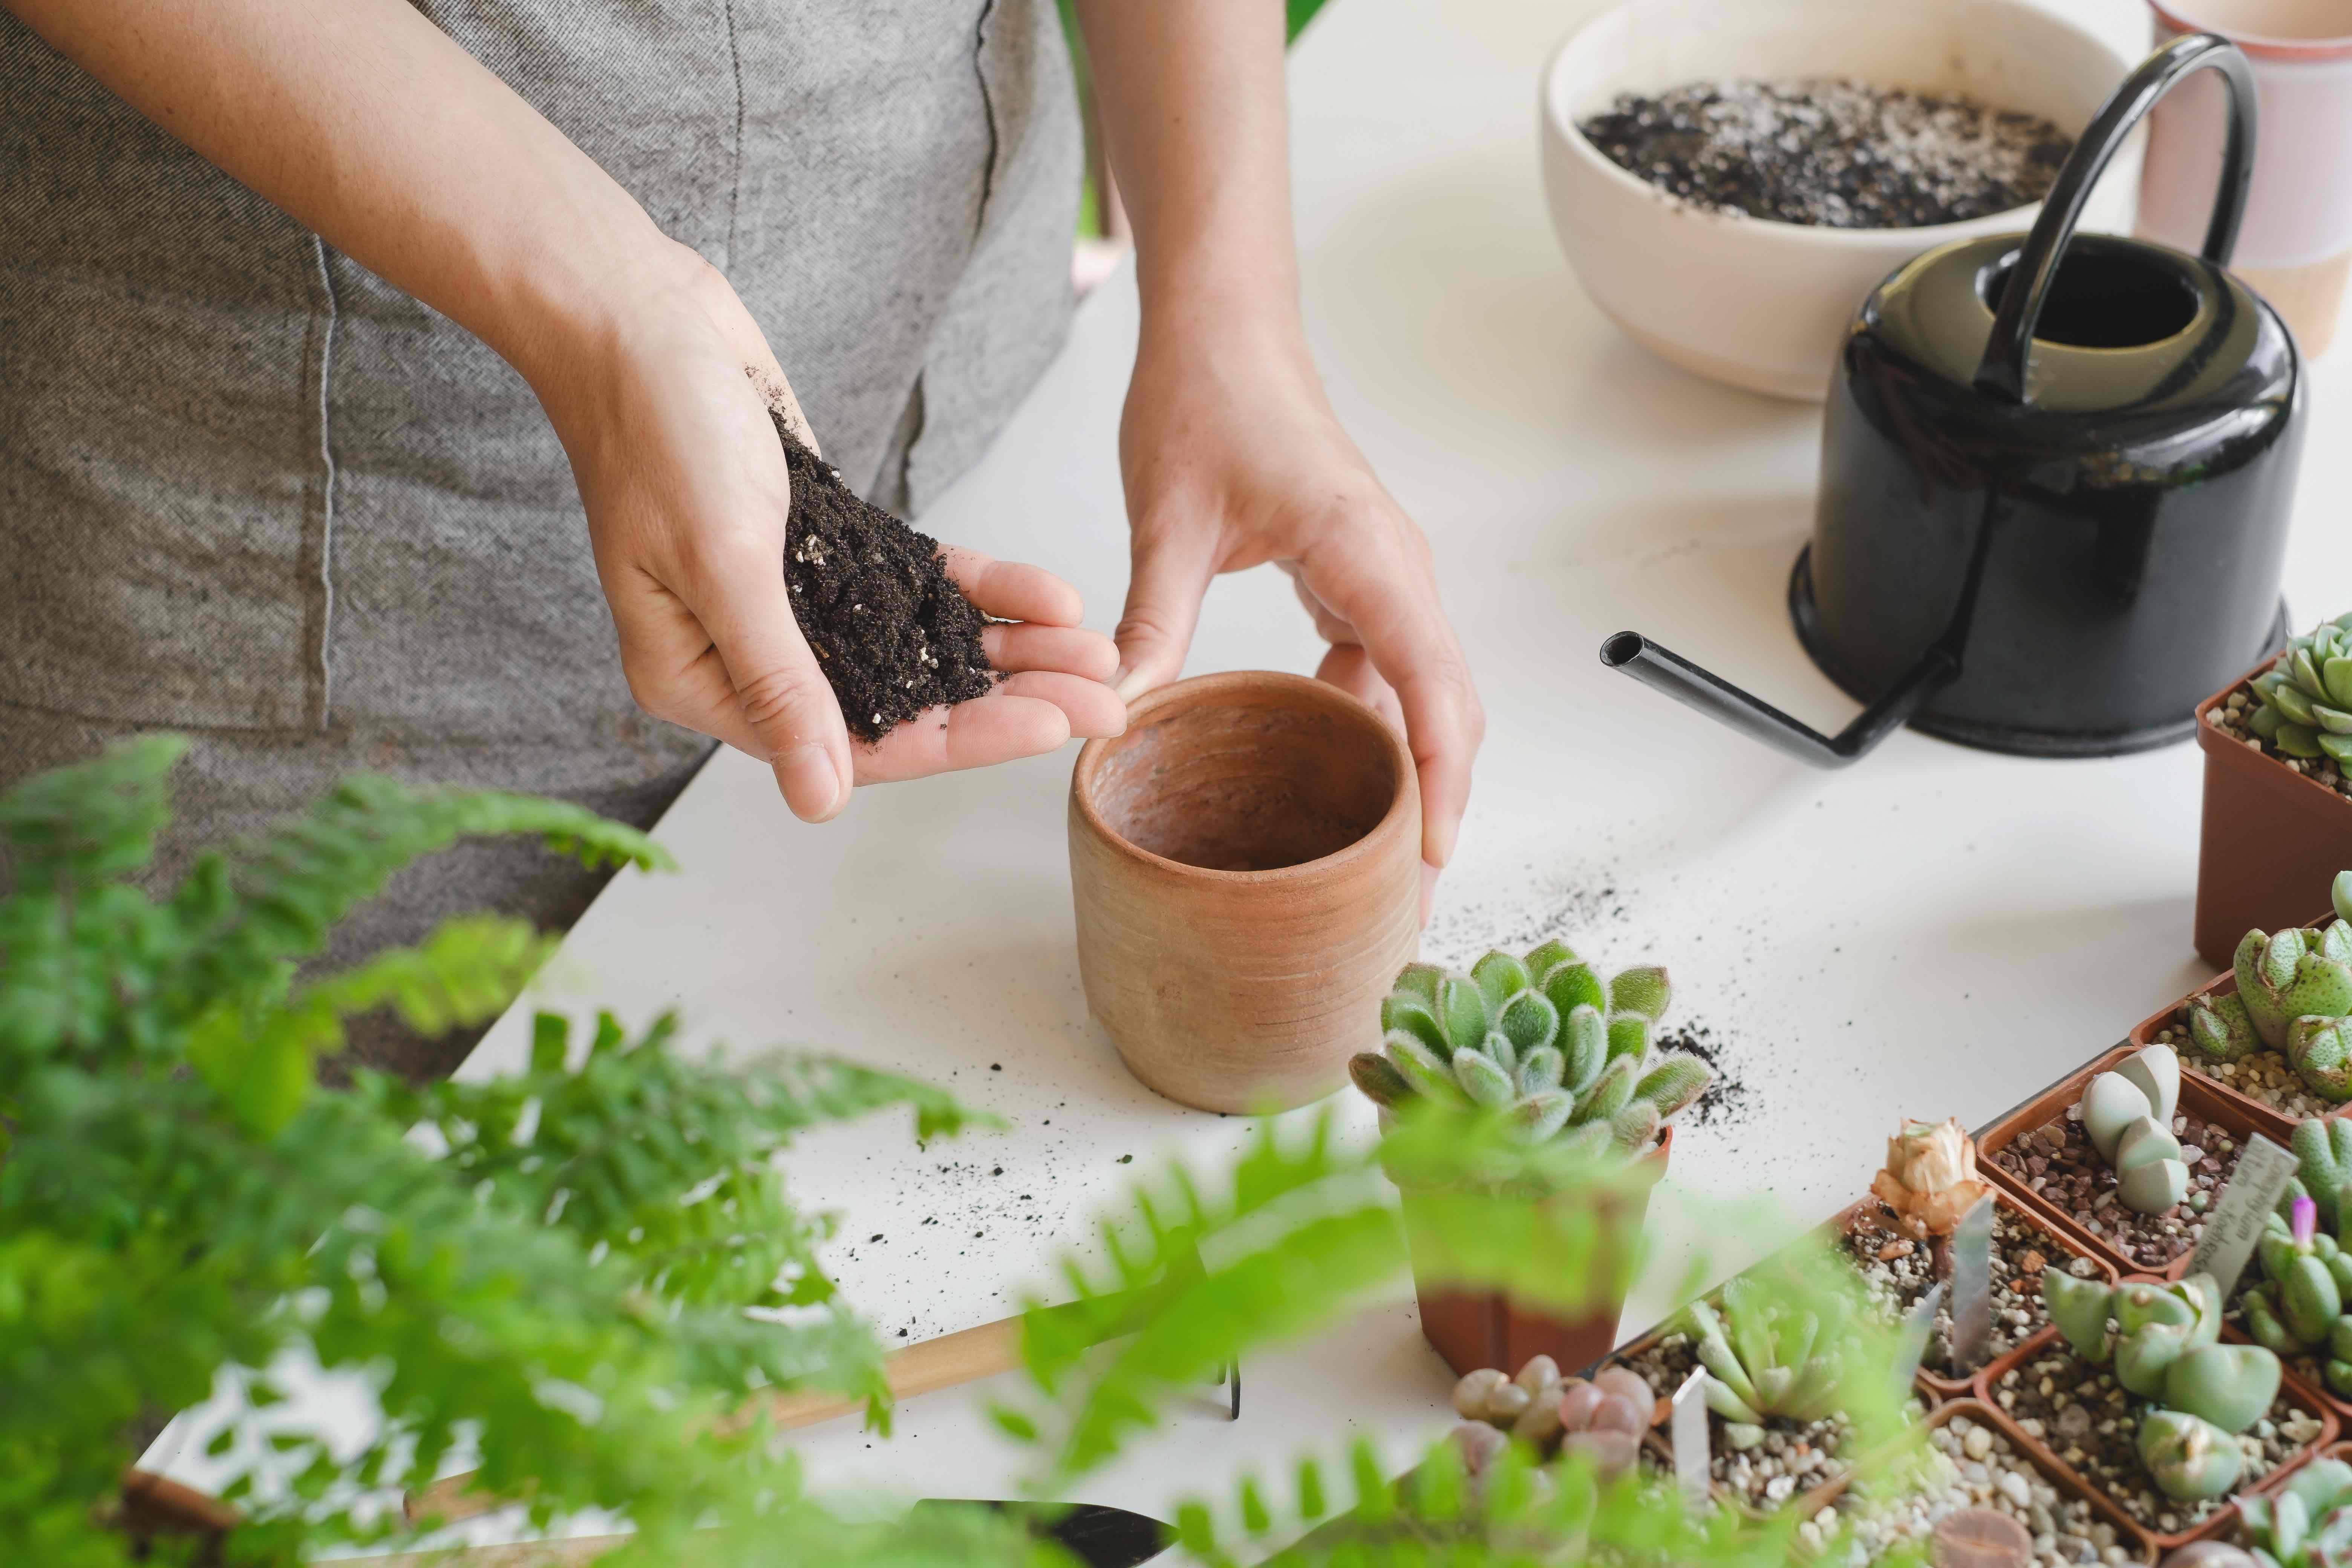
[1540,0,2133,401]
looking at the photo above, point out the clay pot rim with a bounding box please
[1070,669,1418,885]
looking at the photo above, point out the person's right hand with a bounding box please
[534,245,1125,822]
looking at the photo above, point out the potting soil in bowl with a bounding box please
[1576,79,2070,228]
[774,413,995,743]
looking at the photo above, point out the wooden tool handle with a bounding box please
[409,1315,1027,1525]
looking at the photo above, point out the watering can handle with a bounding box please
[1973,32,2257,403]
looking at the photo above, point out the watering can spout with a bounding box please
[1599,630,1957,769]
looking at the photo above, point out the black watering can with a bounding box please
[1603,33,2303,765]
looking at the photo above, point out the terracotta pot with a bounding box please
[1404,1130,1672,1378]
[119,1469,236,1564]
[1982,1318,2338,1559]
[2129,916,2349,1130]
[1067,670,1420,1113]
[1977,1046,2297,1280]
[2193,658,2352,968]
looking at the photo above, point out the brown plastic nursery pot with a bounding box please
[1613,1320,1934,1524]
[1406,1129,1672,1380]
[1067,670,1421,1113]
[1979,1320,2338,1559]
[2193,657,2352,969]
[1978,1047,2296,1281]
[1901,1400,2155,1567]
[1834,1190,2119,1402]
[2130,913,2347,1128]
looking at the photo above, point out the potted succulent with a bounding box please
[1981,1041,2276,1278]
[1844,1116,2113,1392]
[1348,940,1713,1376]
[2224,1454,2352,1567]
[1611,1262,1886,1516]
[1998,1272,2331,1551]
[2159,876,2352,1119]
[2195,613,2352,968]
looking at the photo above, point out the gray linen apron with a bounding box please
[0,1,1080,1079]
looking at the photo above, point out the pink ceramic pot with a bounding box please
[2141,0,2352,355]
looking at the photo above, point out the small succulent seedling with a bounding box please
[1685,1273,1849,1451]
[2190,918,2352,1102]
[2042,1270,2281,1501]
[2078,1043,2189,1214]
[2237,1455,2352,1568]
[1349,940,1711,1159]
[2292,1117,2352,1236]
[1450,1355,1649,1478]
[2247,613,2352,763]
[2245,1193,2352,1396]
[1870,1116,1991,1242]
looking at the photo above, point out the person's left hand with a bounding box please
[1109,320,1484,918]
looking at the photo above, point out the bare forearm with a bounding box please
[5,0,678,394]
[1071,0,1300,343]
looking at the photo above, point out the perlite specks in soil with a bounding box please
[1578,78,2071,228]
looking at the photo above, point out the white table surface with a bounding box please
[149,0,2352,1551]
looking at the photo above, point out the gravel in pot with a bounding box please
[1844,1200,2104,1380]
[1993,1338,2324,1536]
[1988,1104,2239,1272]
[1820,1409,2135,1565]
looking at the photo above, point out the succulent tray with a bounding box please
[1586,1033,2352,1564]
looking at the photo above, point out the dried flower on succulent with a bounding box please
[1869,1116,1992,1241]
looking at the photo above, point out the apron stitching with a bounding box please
[308,236,341,731]
[723,0,746,269]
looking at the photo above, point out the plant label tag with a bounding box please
[1894,1281,1945,1397]
[2188,1132,2298,1297]
[1670,1366,1710,1504]
[1949,1194,1995,1373]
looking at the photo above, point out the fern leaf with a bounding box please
[0,735,185,894]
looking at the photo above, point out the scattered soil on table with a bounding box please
[1822,1411,2129,1565]
[1578,78,2071,228]
[1618,1330,1856,1510]
[1987,1108,2239,1271]
[1994,1339,2322,1535]
[773,412,995,743]
[2151,1006,2342,1120]
[1653,1024,1755,1131]
[1844,1201,2100,1379]
[2208,685,2352,799]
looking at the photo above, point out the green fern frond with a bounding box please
[166,776,669,1008]
[0,734,186,895]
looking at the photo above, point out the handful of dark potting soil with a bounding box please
[772,411,996,743]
